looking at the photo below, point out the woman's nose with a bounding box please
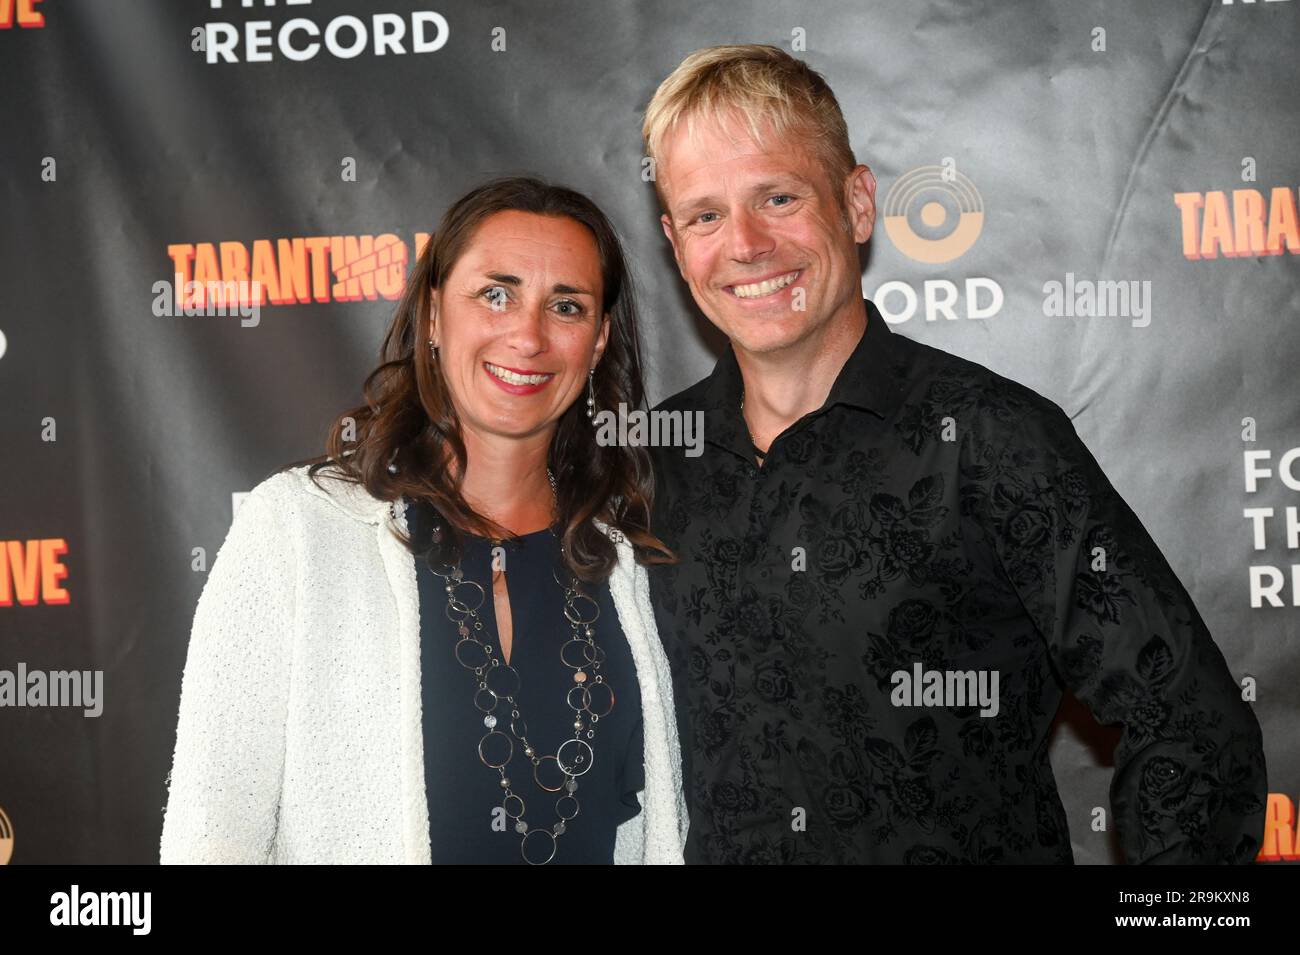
[505,300,547,354]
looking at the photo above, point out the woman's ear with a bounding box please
[593,311,612,366]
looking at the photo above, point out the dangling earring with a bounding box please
[586,368,596,423]
[427,305,439,360]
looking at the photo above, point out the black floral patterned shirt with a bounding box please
[646,298,1266,865]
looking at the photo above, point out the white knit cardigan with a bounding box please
[159,464,688,864]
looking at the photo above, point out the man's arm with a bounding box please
[963,396,1266,863]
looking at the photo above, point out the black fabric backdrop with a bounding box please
[1,0,1297,863]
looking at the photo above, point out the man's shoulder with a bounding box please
[643,325,1071,442]
[892,330,1069,434]
[650,374,714,415]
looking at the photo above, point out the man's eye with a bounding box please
[696,212,719,224]
[770,194,795,207]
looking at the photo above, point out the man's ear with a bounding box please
[844,164,877,244]
[660,213,683,269]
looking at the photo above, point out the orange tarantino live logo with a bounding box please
[1174,186,1300,260]
[0,806,12,865]
[165,232,431,309]
[1,539,70,606]
[1257,792,1300,862]
[0,0,45,29]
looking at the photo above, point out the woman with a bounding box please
[159,177,687,864]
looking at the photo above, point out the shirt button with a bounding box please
[760,568,770,579]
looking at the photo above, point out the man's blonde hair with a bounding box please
[642,44,858,213]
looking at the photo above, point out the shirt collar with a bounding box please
[700,297,903,456]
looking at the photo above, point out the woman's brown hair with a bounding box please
[286,175,675,581]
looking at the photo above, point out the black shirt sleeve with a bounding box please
[966,397,1267,863]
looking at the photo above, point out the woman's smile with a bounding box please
[483,360,556,394]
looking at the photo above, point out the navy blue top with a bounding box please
[408,499,644,864]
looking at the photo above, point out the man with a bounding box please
[640,44,1266,864]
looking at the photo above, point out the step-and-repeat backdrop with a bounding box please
[1,0,1296,864]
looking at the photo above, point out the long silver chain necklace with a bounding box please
[420,468,614,865]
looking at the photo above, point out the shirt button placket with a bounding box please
[744,458,771,586]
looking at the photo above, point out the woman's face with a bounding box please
[430,210,611,446]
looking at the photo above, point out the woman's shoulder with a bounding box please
[598,527,655,619]
[592,520,635,569]
[248,462,391,527]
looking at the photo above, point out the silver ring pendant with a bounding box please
[584,682,615,717]
[503,794,525,819]
[447,579,485,614]
[521,828,557,865]
[566,685,591,712]
[478,730,513,769]
[455,639,489,669]
[557,738,594,776]
[486,664,521,698]
[563,594,600,625]
[560,639,592,668]
[550,551,577,592]
[555,795,579,820]
[533,755,564,792]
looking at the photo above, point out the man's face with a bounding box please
[658,112,876,357]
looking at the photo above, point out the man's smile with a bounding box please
[725,268,802,300]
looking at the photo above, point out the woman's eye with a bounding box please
[480,285,510,309]
[770,194,795,207]
[554,299,586,317]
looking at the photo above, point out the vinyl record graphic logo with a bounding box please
[0,806,12,864]
[883,165,985,264]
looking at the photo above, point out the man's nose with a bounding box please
[725,207,775,263]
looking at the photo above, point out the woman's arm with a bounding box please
[159,481,296,864]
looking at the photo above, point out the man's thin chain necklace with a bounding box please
[740,388,767,461]
[420,468,613,865]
